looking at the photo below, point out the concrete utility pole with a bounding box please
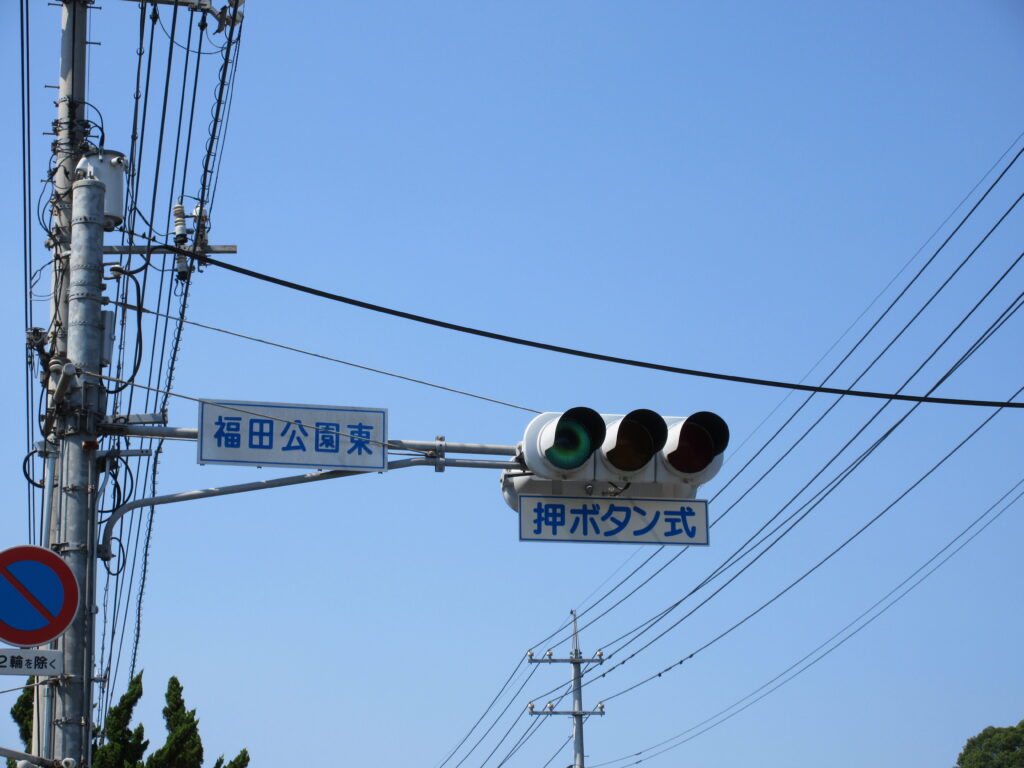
[58,176,106,766]
[528,612,605,768]
[46,2,101,764]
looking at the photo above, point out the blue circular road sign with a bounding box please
[0,546,80,648]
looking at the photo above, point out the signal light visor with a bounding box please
[540,407,606,471]
[602,409,668,474]
[663,411,729,477]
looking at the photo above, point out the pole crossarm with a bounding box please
[98,454,519,560]
[101,244,236,255]
[113,0,215,10]
[530,709,605,717]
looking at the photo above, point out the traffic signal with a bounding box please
[502,408,728,511]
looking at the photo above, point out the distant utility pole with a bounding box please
[528,612,605,768]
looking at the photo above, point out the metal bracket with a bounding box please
[434,435,446,473]
[53,543,88,554]
[97,448,152,459]
[108,411,167,425]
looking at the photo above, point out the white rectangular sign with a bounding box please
[198,400,387,471]
[519,496,709,545]
[0,648,62,676]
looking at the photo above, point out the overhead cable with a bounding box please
[433,129,1024,757]
[588,476,1024,768]
[598,381,1023,704]
[114,302,540,413]
[190,251,1024,409]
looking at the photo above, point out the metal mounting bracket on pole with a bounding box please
[433,435,446,472]
[41,363,78,436]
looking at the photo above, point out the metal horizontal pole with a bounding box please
[389,440,517,455]
[114,0,214,7]
[0,745,61,768]
[98,455,518,559]
[99,425,519,459]
[102,244,236,255]
[101,424,198,439]
[436,458,519,469]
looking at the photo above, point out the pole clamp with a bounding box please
[434,436,446,472]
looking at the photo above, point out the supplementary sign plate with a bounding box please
[519,496,709,545]
[0,648,62,676]
[0,546,80,648]
[198,401,387,471]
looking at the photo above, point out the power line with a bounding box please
[189,251,1024,409]
[524,279,1024,707]
[588,476,1024,768]
[434,274,1024,767]
[598,272,1024,660]
[114,302,540,413]
[535,243,1024,663]
[597,381,1023,705]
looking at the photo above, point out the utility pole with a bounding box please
[528,612,605,768]
[45,2,101,764]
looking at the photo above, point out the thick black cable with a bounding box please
[439,135,1024,754]
[690,249,1024,593]
[99,4,150,724]
[127,0,193,676]
[163,9,193,231]
[143,1,179,260]
[527,276,1024,705]
[207,17,242,213]
[20,0,38,539]
[542,273,1011,657]
[178,13,205,201]
[182,131,1024,407]
[601,273,1024,662]
[105,272,145,394]
[543,207,1024,657]
[191,252,1024,409]
[599,381,1023,704]
[195,0,240,217]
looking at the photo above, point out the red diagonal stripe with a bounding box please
[0,564,58,623]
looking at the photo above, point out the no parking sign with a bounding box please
[0,546,80,648]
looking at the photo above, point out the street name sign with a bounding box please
[198,400,387,471]
[0,546,80,648]
[0,648,62,676]
[520,496,709,545]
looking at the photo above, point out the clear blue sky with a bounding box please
[2,2,1023,767]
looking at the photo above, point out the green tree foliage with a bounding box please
[92,674,148,768]
[8,673,247,768]
[956,719,1024,768]
[145,676,204,768]
[7,679,34,768]
[10,678,34,748]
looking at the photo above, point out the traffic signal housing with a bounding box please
[502,408,728,510]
